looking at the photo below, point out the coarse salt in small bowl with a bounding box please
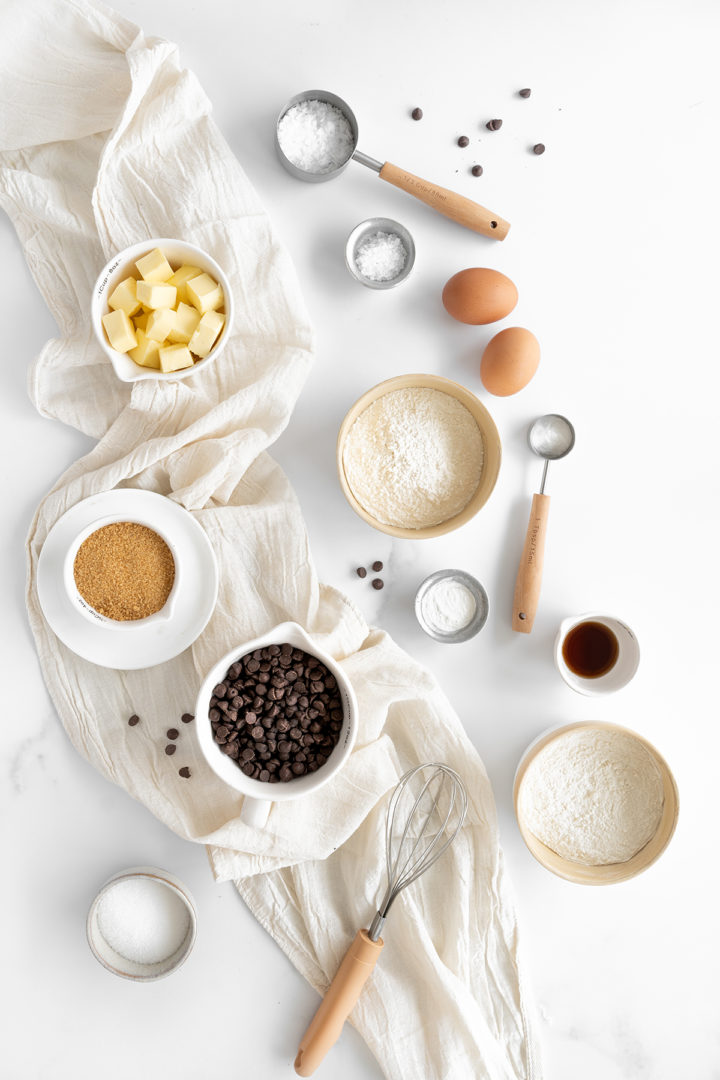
[91,237,233,383]
[86,867,197,981]
[345,218,416,290]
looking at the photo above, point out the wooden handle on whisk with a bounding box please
[294,929,384,1077]
[512,493,551,633]
[378,162,510,239]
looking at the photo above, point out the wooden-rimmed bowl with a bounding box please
[336,373,501,539]
[514,721,679,885]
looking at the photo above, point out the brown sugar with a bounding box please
[73,522,175,621]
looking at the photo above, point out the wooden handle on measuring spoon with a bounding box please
[378,161,510,239]
[512,493,551,633]
[294,930,384,1076]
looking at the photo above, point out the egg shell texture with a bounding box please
[442,268,518,325]
[480,327,540,396]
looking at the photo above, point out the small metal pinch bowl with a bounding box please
[415,569,489,643]
[345,218,416,290]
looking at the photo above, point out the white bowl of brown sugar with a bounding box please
[64,514,179,629]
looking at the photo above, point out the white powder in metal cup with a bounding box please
[277,99,354,174]
[355,231,407,282]
[423,579,477,633]
[518,727,665,865]
[342,388,484,529]
[97,877,190,965]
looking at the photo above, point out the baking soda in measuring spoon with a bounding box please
[277,100,354,174]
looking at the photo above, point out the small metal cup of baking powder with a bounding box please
[415,569,489,643]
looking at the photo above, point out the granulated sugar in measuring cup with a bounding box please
[275,89,510,240]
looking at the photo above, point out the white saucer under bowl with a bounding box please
[36,490,218,670]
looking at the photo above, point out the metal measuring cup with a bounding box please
[512,414,576,634]
[275,89,510,240]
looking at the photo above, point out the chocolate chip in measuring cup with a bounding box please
[209,644,343,784]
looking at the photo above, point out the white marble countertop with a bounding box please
[2,1,719,1076]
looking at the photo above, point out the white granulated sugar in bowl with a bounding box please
[518,727,665,866]
[277,100,354,174]
[342,388,485,529]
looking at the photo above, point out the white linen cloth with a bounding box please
[0,2,540,1077]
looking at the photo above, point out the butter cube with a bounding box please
[133,312,148,333]
[129,329,161,369]
[135,247,174,283]
[102,309,137,353]
[136,281,177,310]
[159,343,194,373]
[167,265,203,306]
[186,272,223,314]
[167,302,200,344]
[108,276,141,317]
[145,307,176,343]
[188,310,225,358]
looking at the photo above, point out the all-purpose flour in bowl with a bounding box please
[342,388,485,529]
[518,727,665,865]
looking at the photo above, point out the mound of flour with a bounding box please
[342,388,484,529]
[519,727,665,865]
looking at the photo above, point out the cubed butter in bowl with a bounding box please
[91,238,234,383]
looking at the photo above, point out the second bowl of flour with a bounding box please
[337,374,501,539]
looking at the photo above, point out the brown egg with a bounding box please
[480,327,540,396]
[442,268,518,325]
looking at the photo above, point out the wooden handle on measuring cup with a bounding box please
[294,929,384,1077]
[512,493,551,633]
[378,161,510,239]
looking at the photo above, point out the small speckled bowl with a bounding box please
[513,722,679,885]
[415,569,489,642]
[345,217,415,289]
[86,866,196,981]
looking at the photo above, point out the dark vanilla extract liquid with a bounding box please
[562,621,619,678]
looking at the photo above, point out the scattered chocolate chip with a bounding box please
[471,165,484,177]
[356,567,367,578]
[167,728,179,740]
[178,767,191,778]
[533,143,545,155]
[519,88,532,98]
[128,714,140,727]
[371,578,384,590]
[486,118,503,131]
[372,561,383,572]
[457,135,470,147]
[411,107,423,121]
[165,744,176,756]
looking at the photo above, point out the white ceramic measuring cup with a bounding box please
[63,514,180,629]
[554,613,640,696]
[195,622,358,827]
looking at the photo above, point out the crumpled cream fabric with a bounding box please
[0,2,540,1077]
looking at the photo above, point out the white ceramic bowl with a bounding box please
[63,513,180,630]
[554,613,640,696]
[91,237,233,382]
[86,866,197,981]
[195,622,358,827]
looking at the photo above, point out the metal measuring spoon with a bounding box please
[512,414,575,634]
[275,90,510,240]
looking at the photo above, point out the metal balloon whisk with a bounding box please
[294,762,468,1077]
[368,762,468,941]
